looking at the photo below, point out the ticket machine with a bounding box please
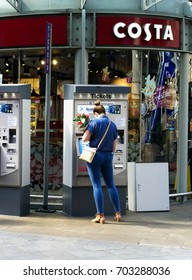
[0,84,31,216]
[63,84,130,216]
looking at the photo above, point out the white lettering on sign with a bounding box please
[113,22,126,38]
[113,22,174,41]
[91,93,112,99]
[163,25,173,40]
[128,23,142,39]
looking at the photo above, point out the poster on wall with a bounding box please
[142,51,178,143]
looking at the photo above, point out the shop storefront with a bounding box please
[0,14,72,206]
[0,0,192,208]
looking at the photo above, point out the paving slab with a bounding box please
[0,199,192,260]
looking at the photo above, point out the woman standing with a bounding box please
[82,100,121,224]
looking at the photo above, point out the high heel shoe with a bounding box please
[91,214,105,224]
[114,212,121,222]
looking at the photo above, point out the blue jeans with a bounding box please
[87,151,121,214]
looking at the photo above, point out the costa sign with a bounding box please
[113,22,173,41]
[96,16,180,48]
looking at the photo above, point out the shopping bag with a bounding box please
[79,146,97,163]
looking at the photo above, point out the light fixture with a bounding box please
[4,58,10,67]
[4,58,11,72]
[52,59,58,66]
[40,59,45,65]
[37,67,42,75]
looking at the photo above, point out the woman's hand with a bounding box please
[82,130,92,142]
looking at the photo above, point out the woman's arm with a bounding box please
[82,129,92,142]
[113,139,117,152]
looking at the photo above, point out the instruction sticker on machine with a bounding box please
[8,116,17,126]
[115,116,125,127]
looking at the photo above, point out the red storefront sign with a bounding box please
[96,16,180,48]
[0,15,67,48]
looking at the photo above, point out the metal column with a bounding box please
[177,53,189,196]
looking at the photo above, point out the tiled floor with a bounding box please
[0,199,192,260]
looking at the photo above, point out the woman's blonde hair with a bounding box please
[93,100,106,114]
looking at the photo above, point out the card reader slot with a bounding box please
[115,149,123,153]
[7,148,16,154]
[114,164,123,169]
[6,163,16,169]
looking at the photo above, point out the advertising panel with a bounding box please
[0,15,67,48]
[96,16,180,48]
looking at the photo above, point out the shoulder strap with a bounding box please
[97,122,111,150]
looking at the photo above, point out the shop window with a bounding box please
[0,49,74,204]
[88,50,132,85]
[88,50,140,162]
[28,51,74,198]
[188,56,192,183]
[88,50,180,173]
[141,51,179,174]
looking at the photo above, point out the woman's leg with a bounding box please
[101,153,121,213]
[87,157,104,214]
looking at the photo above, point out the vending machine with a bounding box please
[63,84,130,216]
[0,84,31,216]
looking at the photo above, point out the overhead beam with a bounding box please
[81,0,87,9]
[6,0,20,12]
[141,0,162,10]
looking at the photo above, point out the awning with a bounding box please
[81,0,87,9]
[0,0,20,14]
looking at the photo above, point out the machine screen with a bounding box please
[76,137,89,156]
[106,105,121,114]
[0,103,13,113]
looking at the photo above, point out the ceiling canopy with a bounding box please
[0,0,20,14]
